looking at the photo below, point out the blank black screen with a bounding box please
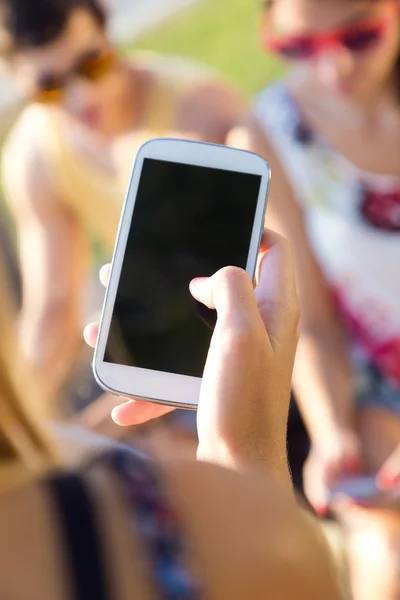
[105,158,261,377]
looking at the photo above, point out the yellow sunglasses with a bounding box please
[33,48,116,103]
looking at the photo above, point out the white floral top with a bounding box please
[255,83,400,409]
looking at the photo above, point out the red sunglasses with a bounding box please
[264,16,389,60]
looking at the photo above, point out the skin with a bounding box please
[1,7,253,397]
[0,232,340,600]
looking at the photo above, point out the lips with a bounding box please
[80,106,100,128]
[332,79,354,95]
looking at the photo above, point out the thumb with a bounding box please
[190,266,259,327]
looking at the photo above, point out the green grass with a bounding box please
[126,0,284,96]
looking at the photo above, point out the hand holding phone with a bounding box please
[86,229,299,476]
[94,138,270,409]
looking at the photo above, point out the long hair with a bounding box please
[0,253,57,487]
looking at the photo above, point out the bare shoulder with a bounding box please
[134,53,249,141]
[177,76,249,142]
[0,453,150,600]
[184,78,247,115]
[226,110,305,230]
[3,104,51,165]
[0,477,69,599]
[162,459,340,600]
[0,451,340,600]
[2,105,57,215]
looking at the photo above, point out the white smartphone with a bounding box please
[93,138,270,409]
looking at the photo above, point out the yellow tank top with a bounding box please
[36,54,214,255]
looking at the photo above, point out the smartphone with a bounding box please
[93,138,270,409]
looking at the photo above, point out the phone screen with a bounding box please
[104,158,262,378]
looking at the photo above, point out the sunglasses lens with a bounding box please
[273,38,315,60]
[342,25,382,52]
[34,75,63,103]
[78,51,115,81]
[277,39,314,59]
[35,89,63,103]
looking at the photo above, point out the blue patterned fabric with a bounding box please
[105,449,200,600]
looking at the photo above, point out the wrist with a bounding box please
[311,427,359,461]
[197,440,292,490]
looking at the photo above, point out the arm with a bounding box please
[228,122,355,451]
[2,133,89,397]
[176,79,250,145]
[81,457,340,600]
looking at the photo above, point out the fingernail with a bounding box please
[315,505,328,517]
[377,470,400,490]
[189,277,209,291]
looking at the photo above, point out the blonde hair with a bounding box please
[0,255,57,487]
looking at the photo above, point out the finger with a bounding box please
[225,126,252,151]
[259,228,277,254]
[310,482,331,517]
[377,445,400,490]
[255,230,299,350]
[190,266,259,328]
[83,323,99,348]
[79,393,128,438]
[100,264,111,288]
[308,484,330,518]
[112,400,175,426]
[188,229,278,309]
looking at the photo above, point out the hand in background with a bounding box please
[304,430,362,515]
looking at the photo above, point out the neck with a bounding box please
[112,59,146,135]
[294,68,400,123]
[349,72,399,115]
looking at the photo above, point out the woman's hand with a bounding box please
[85,230,299,481]
[304,431,362,516]
[330,446,400,525]
[84,265,176,426]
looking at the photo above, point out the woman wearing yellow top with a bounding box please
[0,0,254,396]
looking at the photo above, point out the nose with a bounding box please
[64,77,98,112]
[315,45,355,88]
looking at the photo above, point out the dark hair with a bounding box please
[0,0,106,54]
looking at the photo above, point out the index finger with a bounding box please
[190,266,259,331]
[255,229,299,350]
[100,264,111,288]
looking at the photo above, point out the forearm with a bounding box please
[293,327,354,450]
[20,305,82,396]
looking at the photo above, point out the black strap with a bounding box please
[45,472,110,600]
